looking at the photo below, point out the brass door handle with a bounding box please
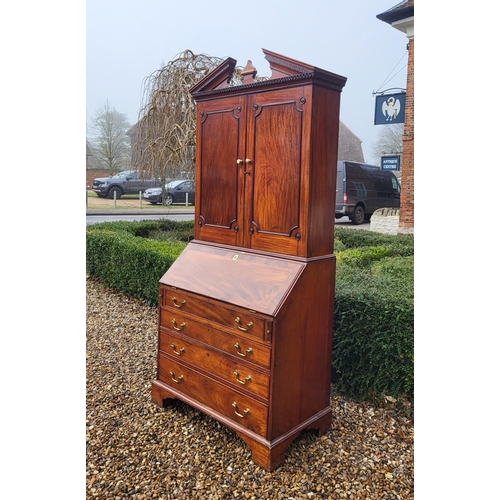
[169,371,184,383]
[234,343,253,357]
[170,343,185,356]
[236,159,243,165]
[245,158,252,163]
[232,401,250,418]
[235,317,254,332]
[233,370,252,385]
[172,297,186,308]
[171,319,186,331]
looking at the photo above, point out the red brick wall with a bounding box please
[399,37,414,231]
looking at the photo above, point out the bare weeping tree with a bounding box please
[132,50,251,203]
[88,100,131,175]
[369,123,404,168]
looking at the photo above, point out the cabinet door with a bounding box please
[195,96,246,246]
[244,88,308,256]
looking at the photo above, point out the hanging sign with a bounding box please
[381,155,400,171]
[374,92,406,125]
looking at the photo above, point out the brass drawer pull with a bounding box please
[171,319,186,331]
[232,401,250,418]
[172,297,186,308]
[169,371,184,383]
[234,343,253,357]
[170,343,185,356]
[235,317,254,332]
[233,370,252,385]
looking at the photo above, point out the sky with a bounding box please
[86,0,409,164]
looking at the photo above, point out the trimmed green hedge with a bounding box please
[333,263,413,399]
[86,221,189,305]
[86,221,414,401]
[332,228,414,400]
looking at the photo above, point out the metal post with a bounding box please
[185,193,188,206]
[114,190,117,208]
[140,191,142,209]
[86,190,88,208]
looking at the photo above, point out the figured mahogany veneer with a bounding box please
[152,50,346,470]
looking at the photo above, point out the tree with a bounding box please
[369,123,404,169]
[132,50,254,203]
[88,100,131,175]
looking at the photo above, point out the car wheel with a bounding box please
[108,187,122,199]
[351,205,365,225]
[165,194,173,206]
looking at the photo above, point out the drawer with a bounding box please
[161,286,272,341]
[158,353,268,435]
[159,329,270,399]
[159,308,271,369]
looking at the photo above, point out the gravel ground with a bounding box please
[86,277,414,499]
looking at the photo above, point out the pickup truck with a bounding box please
[92,170,161,199]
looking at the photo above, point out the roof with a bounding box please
[338,121,365,163]
[376,0,414,24]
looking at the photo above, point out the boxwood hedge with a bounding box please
[86,221,414,401]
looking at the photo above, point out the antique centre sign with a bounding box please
[381,155,400,171]
[374,92,406,125]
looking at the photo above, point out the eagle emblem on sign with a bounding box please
[381,96,401,121]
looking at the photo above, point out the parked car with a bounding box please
[335,161,400,224]
[92,170,160,199]
[143,180,195,205]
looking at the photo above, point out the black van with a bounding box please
[335,161,400,224]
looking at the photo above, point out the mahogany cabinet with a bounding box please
[191,49,346,258]
[152,49,346,470]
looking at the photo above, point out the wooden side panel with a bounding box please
[268,257,335,440]
[195,96,245,246]
[307,85,342,256]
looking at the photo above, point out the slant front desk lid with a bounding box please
[159,242,305,316]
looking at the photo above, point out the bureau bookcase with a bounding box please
[151,49,347,470]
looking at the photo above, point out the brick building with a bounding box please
[377,0,414,234]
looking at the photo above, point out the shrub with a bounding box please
[336,245,391,266]
[335,227,414,257]
[332,254,414,400]
[89,219,194,242]
[86,222,189,305]
[86,220,414,400]
[371,255,414,284]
